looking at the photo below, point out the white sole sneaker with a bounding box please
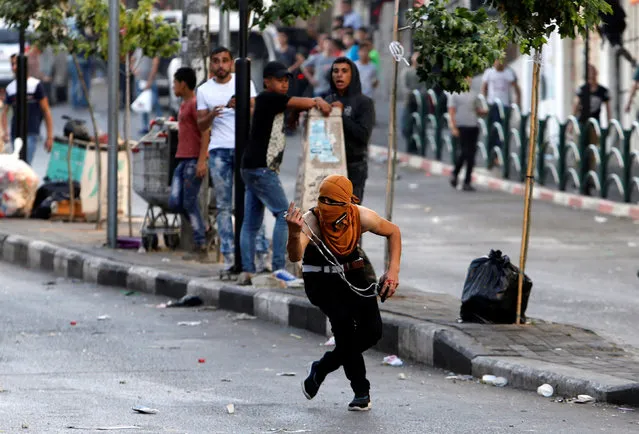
[347,402,372,412]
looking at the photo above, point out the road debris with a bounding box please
[177,321,201,326]
[97,315,111,321]
[594,216,608,223]
[618,407,635,412]
[446,374,474,381]
[398,373,407,380]
[409,183,418,190]
[231,313,257,321]
[574,395,595,404]
[481,375,508,387]
[537,384,554,397]
[167,295,203,308]
[67,427,140,431]
[198,358,206,363]
[221,378,232,382]
[226,403,235,414]
[289,333,303,340]
[265,429,311,433]
[119,380,127,384]
[132,406,158,414]
[276,372,296,377]
[382,355,404,367]
[70,321,77,326]
[321,336,335,346]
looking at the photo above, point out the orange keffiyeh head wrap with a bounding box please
[317,175,361,257]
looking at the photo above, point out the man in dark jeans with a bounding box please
[325,57,375,202]
[285,174,401,411]
[448,78,488,191]
[168,67,212,262]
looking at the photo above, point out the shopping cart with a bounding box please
[132,119,182,251]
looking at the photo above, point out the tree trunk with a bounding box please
[72,54,102,229]
[516,51,542,325]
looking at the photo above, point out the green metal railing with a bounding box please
[408,90,639,203]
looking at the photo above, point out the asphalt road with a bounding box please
[1,264,638,433]
[26,84,639,352]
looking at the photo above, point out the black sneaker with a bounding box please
[348,394,372,411]
[450,176,458,189]
[462,184,476,192]
[301,361,323,400]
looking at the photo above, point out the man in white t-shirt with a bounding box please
[481,59,521,154]
[197,46,270,271]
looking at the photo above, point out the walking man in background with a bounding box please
[169,67,212,262]
[2,54,54,165]
[448,77,488,192]
[197,47,270,271]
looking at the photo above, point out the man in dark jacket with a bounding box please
[325,57,375,202]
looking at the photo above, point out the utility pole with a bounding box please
[233,0,250,273]
[16,25,27,161]
[107,0,120,248]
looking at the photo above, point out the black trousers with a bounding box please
[304,271,382,396]
[347,160,368,203]
[453,126,479,186]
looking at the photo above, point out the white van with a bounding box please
[155,7,278,115]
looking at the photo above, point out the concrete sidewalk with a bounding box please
[1,218,638,406]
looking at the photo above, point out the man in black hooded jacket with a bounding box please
[325,57,375,202]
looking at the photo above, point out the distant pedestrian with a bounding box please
[169,67,212,263]
[2,54,54,165]
[286,174,401,412]
[481,59,520,152]
[355,42,378,99]
[448,77,488,192]
[302,38,340,98]
[326,58,375,202]
[237,61,332,286]
[197,47,270,271]
[340,0,362,30]
[133,50,163,135]
[574,64,610,126]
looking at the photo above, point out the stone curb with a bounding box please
[369,145,639,220]
[1,232,637,406]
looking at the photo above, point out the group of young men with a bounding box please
[170,46,402,410]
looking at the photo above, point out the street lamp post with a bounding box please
[232,0,250,273]
[106,0,121,248]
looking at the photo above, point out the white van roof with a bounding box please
[155,6,274,33]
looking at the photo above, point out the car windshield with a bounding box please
[0,28,19,44]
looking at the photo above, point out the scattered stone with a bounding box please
[276,372,296,377]
[97,315,111,321]
[594,216,607,223]
[398,373,407,380]
[226,403,235,414]
[537,384,554,397]
[289,334,302,340]
[575,395,595,404]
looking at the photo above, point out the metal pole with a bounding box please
[17,25,27,162]
[107,0,120,248]
[384,0,400,269]
[516,52,542,325]
[580,29,590,195]
[220,9,230,48]
[233,0,250,273]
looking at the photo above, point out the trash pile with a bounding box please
[0,139,39,217]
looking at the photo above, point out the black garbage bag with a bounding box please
[31,181,81,220]
[460,249,533,324]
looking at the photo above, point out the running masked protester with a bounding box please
[325,58,375,202]
[285,175,402,412]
